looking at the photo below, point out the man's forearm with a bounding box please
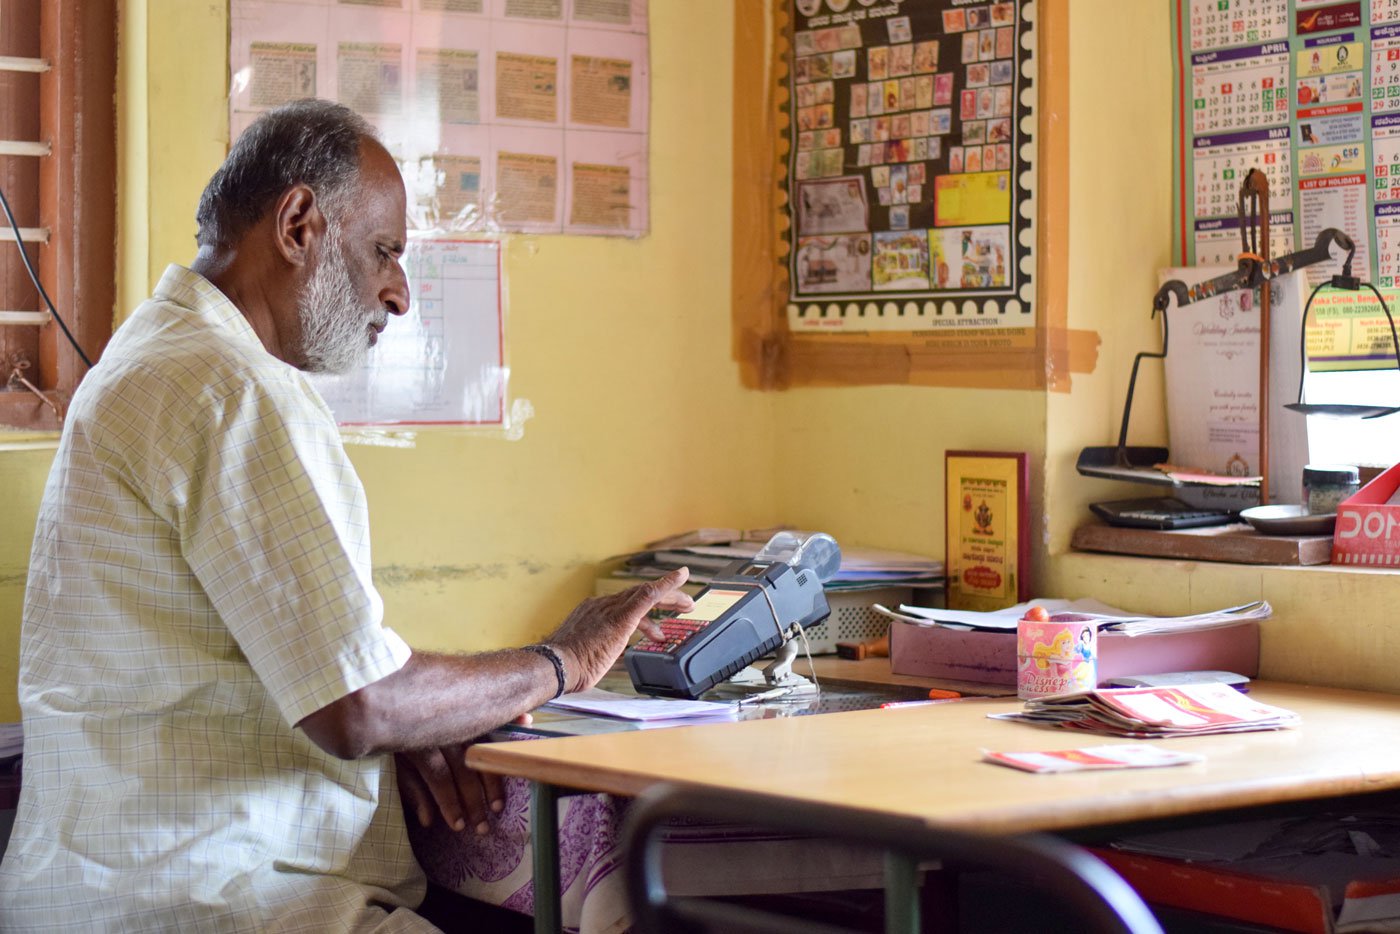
[297,570,691,761]
[299,648,560,758]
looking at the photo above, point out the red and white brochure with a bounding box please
[983,744,1205,774]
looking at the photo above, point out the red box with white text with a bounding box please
[1332,462,1400,567]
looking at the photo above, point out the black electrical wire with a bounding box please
[0,181,93,369]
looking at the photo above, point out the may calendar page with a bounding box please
[1171,0,1400,376]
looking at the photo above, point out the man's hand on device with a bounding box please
[547,568,693,693]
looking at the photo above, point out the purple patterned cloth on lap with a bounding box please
[406,736,887,934]
[406,734,633,934]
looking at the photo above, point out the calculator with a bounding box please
[1089,497,1235,530]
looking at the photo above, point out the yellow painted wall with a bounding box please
[772,385,1044,564]
[0,451,55,722]
[1044,0,1174,557]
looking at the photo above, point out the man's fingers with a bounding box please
[655,566,690,591]
[444,749,491,834]
[476,764,506,815]
[401,745,510,834]
[622,567,690,616]
[395,753,436,829]
[654,591,695,613]
[411,747,466,832]
[616,569,690,642]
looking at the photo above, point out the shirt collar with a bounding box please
[151,264,275,356]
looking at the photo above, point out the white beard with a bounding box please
[296,223,383,375]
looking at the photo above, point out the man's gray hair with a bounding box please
[195,99,376,249]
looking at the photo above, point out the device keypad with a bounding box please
[633,617,707,653]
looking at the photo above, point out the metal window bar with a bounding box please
[0,311,49,326]
[0,56,49,73]
[0,140,49,157]
[0,227,49,244]
[8,360,62,423]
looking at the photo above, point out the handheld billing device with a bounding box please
[625,531,841,699]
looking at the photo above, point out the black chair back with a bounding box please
[622,783,1164,934]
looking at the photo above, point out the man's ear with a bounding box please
[272,184,323,268]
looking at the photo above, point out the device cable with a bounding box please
[790,622,822,698]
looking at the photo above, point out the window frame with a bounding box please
[0,0,115,431]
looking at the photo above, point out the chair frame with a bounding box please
[622,782,1164,934]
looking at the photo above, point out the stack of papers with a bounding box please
[545,688,738,724]
[616,529,943,591]
[983,743,1204,774]
[876,597,1271,637]
[832,546,945,589]
[990,683,1300,738]
[642,528,788,550]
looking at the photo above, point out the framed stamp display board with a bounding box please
[784,0,1036,337]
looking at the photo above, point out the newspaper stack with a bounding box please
[990,683,1300,738]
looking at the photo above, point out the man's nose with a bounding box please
[381,265,410,317]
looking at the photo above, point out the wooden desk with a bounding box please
[470,682,1400,931]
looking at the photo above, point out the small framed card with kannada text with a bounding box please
[944,450,1029,611]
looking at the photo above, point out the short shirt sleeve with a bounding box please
[173,374,410,726]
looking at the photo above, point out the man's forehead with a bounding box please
[359,138,399,185]
[352,139,407,233]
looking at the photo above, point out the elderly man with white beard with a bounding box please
[0,99,690,933]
